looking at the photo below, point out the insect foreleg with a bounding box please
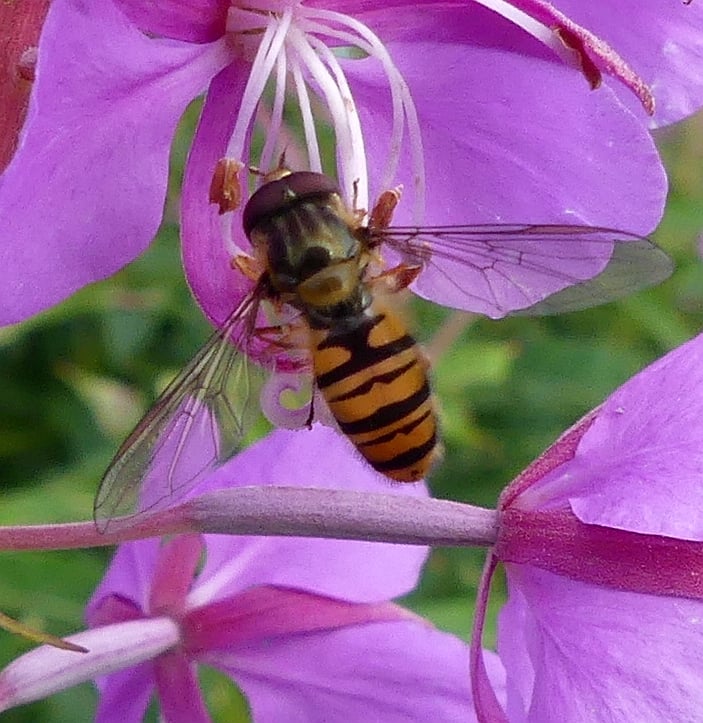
[231,254,265,282]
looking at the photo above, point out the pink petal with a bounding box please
[184,586,415,652]
[335,0,703,126]
[511,0,654,113]
[343,31,665,315]
[346,8,665,231]
[520,332,703,541]
[155,650,210,723]
[94,663,155,723]
[209,620,489,722]
[498,565,703,722]
[87,539,163,624]
[116,0,228,42]
[549,0,703,126]
[0,0,231,324]
[181,61,255,329]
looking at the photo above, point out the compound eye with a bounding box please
[243,172,341,236]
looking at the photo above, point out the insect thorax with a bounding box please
[249,193,368,307]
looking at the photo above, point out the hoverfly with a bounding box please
[94,167,672,531]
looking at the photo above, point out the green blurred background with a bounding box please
[1,111,703,720]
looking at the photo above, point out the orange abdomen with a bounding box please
[309,300,438,481]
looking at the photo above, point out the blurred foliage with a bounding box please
[1,104,703,721]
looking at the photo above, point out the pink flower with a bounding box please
[471,331,703,721]
[2,0,699,325]
[0,425,505,720]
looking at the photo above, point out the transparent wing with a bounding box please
[374,224,673,318]
[94,292,265,532]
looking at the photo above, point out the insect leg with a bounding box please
[370,263,423,293]
[232,254,265,281]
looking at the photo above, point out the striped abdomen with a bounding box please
[309,299,439,482]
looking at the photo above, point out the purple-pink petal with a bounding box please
[115,0,228,42]
[498,565,703,722]
[345,5,665,230]
[0,0,230,325]
[184,586,416,653]
[87,539,163,624]
[181,61,253,329]
[486,333,703,719]
[94,662,155,723]
[187,425,429,607]
[346,0,703,127]
[208,620,491,722]
[517,332,703,541]
[154,650,210,723]
[344,31,665,315]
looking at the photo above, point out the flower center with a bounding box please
[224,1,425,221]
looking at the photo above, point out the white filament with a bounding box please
[300,7,425,222]
[258,50,288,174]
[225,7,293,160]
[225,2,426,219]
[290,52,323,172]
[306,34,367,209]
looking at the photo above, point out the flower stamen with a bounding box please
[225,3,426,223]
[290,52,323,173]
[258,51,289,174]
[299,7,425,221]
[226,8,294,162]
[287,27,364,201]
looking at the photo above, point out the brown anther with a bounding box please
[369,186,403,230]
[209,158,244,214]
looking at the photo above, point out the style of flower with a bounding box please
[2,0,700,326]
[471,331,703,721]
[0,424,505,720]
